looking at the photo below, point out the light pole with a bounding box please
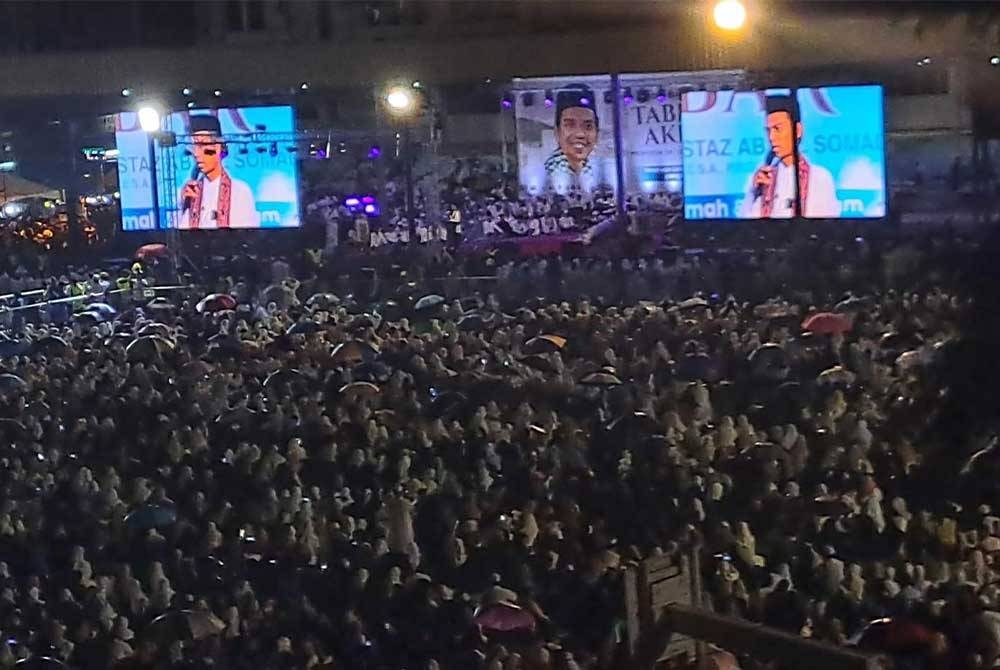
[385,87,416,234]
[137,104,162,230]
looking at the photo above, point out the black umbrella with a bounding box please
[0,418,26,438]
[306,292,339,308]
[137,322,172,339]
[0,373,28,393]
[331,340,379,365]
[124,504,178,532]
[608,411,660,434]
[426,391,469,418]
[287,320,322,336]
[376,299,404,322]
[14,658,69,670]
[519,354,558,375]
[263,368,305,390]
[147,296,176,311]
[414,294,446,312]
[0,339,31,357]
[144,610,225,643]
[677,352,719,382]
[33,335,70,355]
[125,336,174,362]
[459,296,484,312]
[578,371,623,387]
[458,311,493,332]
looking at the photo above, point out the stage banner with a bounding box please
[116,105,300,231]
[619,71,744,197]
[513,75,617,196]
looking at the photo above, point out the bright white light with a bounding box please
[412,81,422,89]
[386,88,414,113]
[300,82,309,91]
[182,87,193,96]
[713,0,747,31]
[137,106,162,133]
[121,88,132,97]
[213,89,222,97]
[991,56,1000,66]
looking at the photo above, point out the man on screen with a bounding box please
[740,95,840,219]
[544,85,598,190]
[179,115,258,229]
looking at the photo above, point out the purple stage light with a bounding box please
[361,196,375,204]
[501,99,513,109]
[544,97,553,107]
[368,145,381,159]
[363,204,376,214]
[344,197,360,207]
[315,149,327,159]
[579,97,590,106]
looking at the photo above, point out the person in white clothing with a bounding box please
[178,115,259,229]
[740,95,841,219]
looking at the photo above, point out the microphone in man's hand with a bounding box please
[182,163,202,212]
[754,150,778,198]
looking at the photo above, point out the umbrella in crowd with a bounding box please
[458,312,493,332]
[426,391,469,418]
[579,370,623,387]
[678,296,710,311]
[125,335,174,362]
[136,323,172,339]
[474,602,537,634]
[74,311,106,326]
[145,610,225,643]
[818,365,856,386]
[147,297,176,311]
[802,312,853,335]
[835,295,872,313]
[196,294,237,314]
[14,658,69,670]
[124,503,178,531]
[33,335,69,354]
[135,243,170,260]
[0,339,31,358]
[306,292,339,309]
[414,294,446,312]
[263,369,305,390]
[523,334,567,355]
[0,373,27,393]
[749,343,789,381]
[519,354,559,374]
[287,320,322,336]
[331,340,379,365]
[339,381,380,401]
[86,302,117,317]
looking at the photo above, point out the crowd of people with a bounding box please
[0,220,995,670]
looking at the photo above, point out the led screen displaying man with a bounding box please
[740,95,839,218]
[179,115,258,229]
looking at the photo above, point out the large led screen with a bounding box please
[116,106,300,231]
[514,76,617,196]
[681,85,886,219]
